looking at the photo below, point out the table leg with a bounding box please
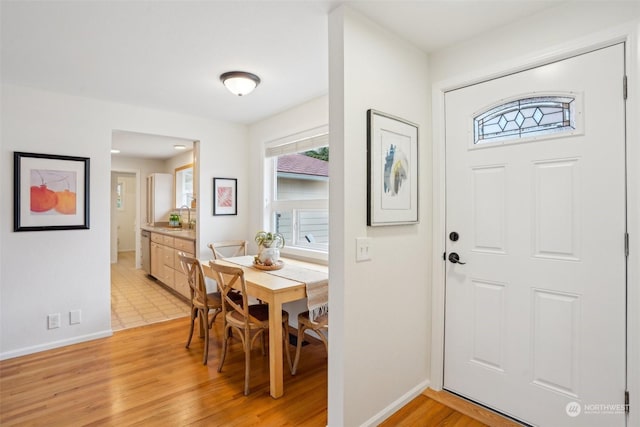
[268,300,284,398]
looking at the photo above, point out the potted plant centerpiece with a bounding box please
[254,230,285,267]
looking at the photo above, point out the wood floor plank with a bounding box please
[423,389,522,427]
[0,317,327,426]
[1,315,517,426]
[380,394,488,427]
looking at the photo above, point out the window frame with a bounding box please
[263,126,329,262]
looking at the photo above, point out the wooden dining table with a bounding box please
[206,256,328,399]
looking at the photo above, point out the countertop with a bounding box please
[141,224,196,241]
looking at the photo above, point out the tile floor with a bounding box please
[111,251,190,331]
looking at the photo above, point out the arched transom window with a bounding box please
[474,96,576,145]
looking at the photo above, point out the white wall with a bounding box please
[1,84,247,359]
[328,7,431,426]
[429,1,640,83]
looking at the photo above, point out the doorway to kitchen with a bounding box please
[110,130,196,331]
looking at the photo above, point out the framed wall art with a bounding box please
[367,109,419,226]
[213,177,237,215]
[14,151,90,231]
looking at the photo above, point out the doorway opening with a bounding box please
[110,130,196,330]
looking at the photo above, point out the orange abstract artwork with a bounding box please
[30,169,77,215]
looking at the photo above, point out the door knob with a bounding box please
[448,252,466,265]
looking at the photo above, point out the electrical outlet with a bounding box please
[47,313,61,329]
[70,309,82,325]
[356,237,372,262]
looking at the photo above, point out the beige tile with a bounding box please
[111,251,189,331]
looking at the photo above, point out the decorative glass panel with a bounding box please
[474,96,576,145]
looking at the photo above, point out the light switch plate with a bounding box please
[356,237,372,262]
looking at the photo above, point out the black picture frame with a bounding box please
[367,109,419,226]
[213,177,237,216]
[14,151,90,231]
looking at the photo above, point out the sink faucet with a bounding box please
[178,205,191,229]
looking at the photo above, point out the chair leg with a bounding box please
[185,306,197,349]
[283,322,293,373]
[291,323,307,375]
[209,308,221,328]
[218,324,231,373]
[244,329,252,395]
[319,329,329,355]
[202,309,210,365]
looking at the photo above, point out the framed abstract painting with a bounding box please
[14,151,90,231]
[213,177,237,216]
[367,110,419,226]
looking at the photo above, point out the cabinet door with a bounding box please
[150,242,162,279]
[162,245,175,269]
[162,264,175,288]
[174,270,191,299]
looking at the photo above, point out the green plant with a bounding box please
[254,231,285,249]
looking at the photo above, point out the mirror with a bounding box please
[175,163,194,208]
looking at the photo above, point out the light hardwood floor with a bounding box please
[2,257,520,426]
[0,317,521,427]
[0,317,328,426]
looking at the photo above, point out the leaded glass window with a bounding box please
[474,96,576,145]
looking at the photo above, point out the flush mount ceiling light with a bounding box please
[220,71,261,96]
[110,149,120,154]
[174,144,187,150]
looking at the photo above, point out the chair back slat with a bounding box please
[178,252,208,302]
[208,240,247,260]
[208,261,264,327]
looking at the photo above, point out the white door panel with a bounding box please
[444,44,626,426]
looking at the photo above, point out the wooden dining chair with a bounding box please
[291,310,328,375]
[208,260,292,395]
[208,240,248,260]
[178,253,224,365]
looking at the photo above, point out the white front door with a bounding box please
[444,44,627,426]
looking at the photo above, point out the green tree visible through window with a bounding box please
[304,147,329,161]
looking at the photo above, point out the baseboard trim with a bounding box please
[361,379,431,427]
[0,330,113,361]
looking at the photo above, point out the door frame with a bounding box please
[110,168,142,268]
[430,23,639,425]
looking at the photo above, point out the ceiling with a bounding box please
[111,130,194,160]
[1,0,565,158]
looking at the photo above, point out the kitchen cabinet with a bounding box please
[150,231,195,299]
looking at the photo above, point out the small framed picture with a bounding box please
[367,110,419,226]
[14,151,90,231]
[213,177,237,216]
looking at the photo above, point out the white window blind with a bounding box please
[265,126,329,157]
